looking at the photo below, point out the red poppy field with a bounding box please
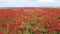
[0,8,60,34]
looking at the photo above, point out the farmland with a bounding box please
[0,8,60,34]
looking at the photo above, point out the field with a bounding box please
[0,8,60,34]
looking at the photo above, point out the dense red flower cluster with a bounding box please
[0,8,60,34]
